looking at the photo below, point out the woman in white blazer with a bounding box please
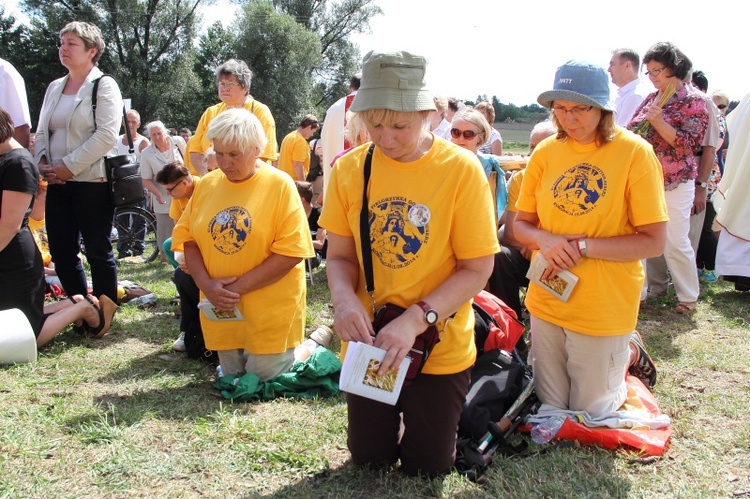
[35,21,123,312]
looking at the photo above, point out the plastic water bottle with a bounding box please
[531,416,566,444]
[132,293,157,308]
[216,365,224,378]
[294,338,321,362]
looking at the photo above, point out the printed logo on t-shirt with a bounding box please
[552,163,607,216]
[369,197,429,269]
[209,206,252,255]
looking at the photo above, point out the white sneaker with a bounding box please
[173,331,186,352]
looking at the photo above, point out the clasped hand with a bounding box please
[537,232,585,279]
[202,276,240,312]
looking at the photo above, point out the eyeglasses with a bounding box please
[644,67,667,77]
[450,128,483,140]
[165,178,186,193]
[717,104,728,110]
[552,105,593,118]
[217,81,240,89]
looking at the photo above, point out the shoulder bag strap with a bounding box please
[92,74,132,154]
[359,143,376,312]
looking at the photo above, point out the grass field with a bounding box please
[495,123,534,155]
[1,259,749,498]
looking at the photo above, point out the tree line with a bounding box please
[2,1,548,140]
[1,0,380,140]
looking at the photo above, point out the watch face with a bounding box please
[426,310,438,325]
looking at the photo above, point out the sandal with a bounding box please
[646,290,667,300]
[83,295,117,338]
[675,301,696,314]
[68,296,87,335]
[628,331,657,390]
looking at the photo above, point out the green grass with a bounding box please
[1,260,749,497]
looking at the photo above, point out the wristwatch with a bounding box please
[695,180,708,188]
[416,301,439,325]
[577,238,588,258]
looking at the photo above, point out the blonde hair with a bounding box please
[451,108,492,144]
[345,111,369,146]
[206,108,268,155]
[711,90,729,107]
[60,21,105,64]
[474,101,496,124]
[359,109,431,128]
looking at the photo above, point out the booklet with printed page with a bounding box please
[339,341,411,405]
[198,299,244,322]
[525,253,579,302]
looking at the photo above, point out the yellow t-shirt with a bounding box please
[277,130,310,180]
[516,128,668,336]
[188,99,278,162]
[319,140,500,375]
[28,217,51,266]
[506,169,525,213]
[171,166,315,353]
[168,175,201,222]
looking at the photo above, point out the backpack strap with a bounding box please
[359,143,376,312]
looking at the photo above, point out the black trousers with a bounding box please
[46,181,117,302]
[488,246,530,319]
[173,267,200,333]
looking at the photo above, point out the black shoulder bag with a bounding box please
[92,75,145,207]
[360,144,441,387]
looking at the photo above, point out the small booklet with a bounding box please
[339,342,410,406]
[198,299,245,322]
[526,253,579,302]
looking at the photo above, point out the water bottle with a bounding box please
[531,416,566,444]
[131,293,157,308]
[294,338,321,362]
[216,365,224,378]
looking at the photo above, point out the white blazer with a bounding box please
[34,66,123,183]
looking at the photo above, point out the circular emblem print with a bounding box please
[552,163,607,216]
[209,206,252,255]
[369,197,429,269]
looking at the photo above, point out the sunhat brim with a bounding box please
[350,88,437,113]
[538,89,613,111]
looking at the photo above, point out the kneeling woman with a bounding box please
[172,109,314,380]
[515,60,668,417]
[320,51,499,476]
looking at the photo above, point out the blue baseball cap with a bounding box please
[537,60,613,111]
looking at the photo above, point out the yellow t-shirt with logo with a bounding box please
[320,139,500,375]
[278,130,310,180]
[171,165,314,353]
[188,100,278,162]
[506,169,525,213]
[516,128,668,336]
[168,175,201,222]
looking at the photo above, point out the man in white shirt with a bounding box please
[321,74,360,197]
[608,49,652,127]
[0,58,32,148]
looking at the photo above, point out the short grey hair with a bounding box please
[145,120,167,135]
[206,108,267,155]
[60,21,106,64]
[215,59,253,90]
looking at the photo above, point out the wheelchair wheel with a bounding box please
[111,207,159,263]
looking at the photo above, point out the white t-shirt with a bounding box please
[615,78,653,127]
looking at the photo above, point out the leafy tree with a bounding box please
[234,1,322,136]
[273,0,382,110]
[18,0,207,128]
[194,21,236,105]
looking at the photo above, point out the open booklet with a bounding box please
[339,342,411,405]
[525,253,579,302]
[198,299,245,322]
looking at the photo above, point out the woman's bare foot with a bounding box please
[69,295,86,328]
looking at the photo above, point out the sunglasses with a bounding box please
[717,104,727,110]
[450,128,482,140]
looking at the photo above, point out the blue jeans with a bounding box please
[46,181,118,302]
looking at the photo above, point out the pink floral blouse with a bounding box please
[628,84,709,189]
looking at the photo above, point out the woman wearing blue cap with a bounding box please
[320,51,499,475]
[514,60,668,418]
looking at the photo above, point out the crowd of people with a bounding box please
[3,19,749,477]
